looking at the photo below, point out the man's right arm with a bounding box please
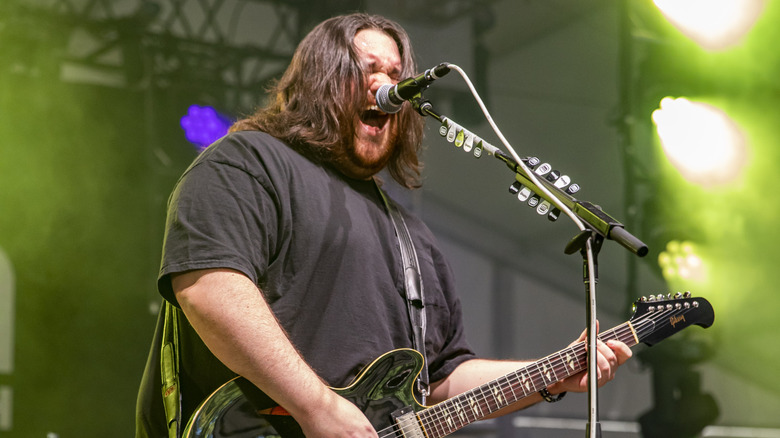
[172,267,377,438]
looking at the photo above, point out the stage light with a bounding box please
[180,105,232,150]
[653,0,765,51]
[652,97,748,188]
[658,240,707,285]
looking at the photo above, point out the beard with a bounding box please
[333,108,399,180]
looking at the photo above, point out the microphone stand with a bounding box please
[411,97,647,438]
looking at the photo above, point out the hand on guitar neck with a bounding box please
[546,321,632,396]
[426,320,631,417]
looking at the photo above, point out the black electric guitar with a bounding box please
[183,293,714,437]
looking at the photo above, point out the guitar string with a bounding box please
[410,303,699,437]
[414,319,652,436]
[376,302,700,438]
[415,322,637,436]
[417,327,640,437]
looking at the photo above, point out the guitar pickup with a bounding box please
[391,406,426,438]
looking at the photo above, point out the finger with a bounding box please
[596,341,617,382]
[606,340,633,365]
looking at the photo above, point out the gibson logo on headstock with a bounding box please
[670,314,685,327]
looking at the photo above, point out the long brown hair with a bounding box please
[230,13,425,188]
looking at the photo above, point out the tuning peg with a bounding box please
[509,181,523,195]
[674,292,683,299]
[655,294,666,301]
[684,291,692,298]
[639,296,648,302]
[647,295,656,302]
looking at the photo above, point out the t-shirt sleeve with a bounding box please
[157,144,280,305]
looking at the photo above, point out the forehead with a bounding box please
[353,28,401,67]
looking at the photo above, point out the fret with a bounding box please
[539,357,557,385]
[502,374,519,403]
[442,403,456,432]
[426,404,446,438]
[436,403,452,436]
[563,348,581,376]
[516,368,536,395]
[534,363,548,391]
[601,328,619,343]
[466,392,484,419]
[453,402,468,425]
[488,381,506,409]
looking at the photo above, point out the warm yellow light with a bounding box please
[652,97,748,187]
[659,240,707,283]
[653,0,765,50]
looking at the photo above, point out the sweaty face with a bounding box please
[341,28,402,180]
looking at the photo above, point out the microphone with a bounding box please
[375,63,451,113]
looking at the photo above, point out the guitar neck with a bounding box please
[417,321,639,438]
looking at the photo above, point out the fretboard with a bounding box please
[416,322,640,438]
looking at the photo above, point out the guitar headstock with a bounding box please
[630,292,715,346]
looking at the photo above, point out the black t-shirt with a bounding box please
[136,131,475,436]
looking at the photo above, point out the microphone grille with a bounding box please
[375,84,403,114]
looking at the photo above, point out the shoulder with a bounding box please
[186,131,322,182]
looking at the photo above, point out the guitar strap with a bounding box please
[160,300,182,438]
[376,187,430,404]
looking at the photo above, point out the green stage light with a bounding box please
[658,240,707,285]
[652,97,748,188]
[653,0,765,51]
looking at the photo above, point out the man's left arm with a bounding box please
[427,331,632,416]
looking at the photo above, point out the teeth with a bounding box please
[367,105,379,111]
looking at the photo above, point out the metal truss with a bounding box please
[1,0,305,110]
[0,0,493,110]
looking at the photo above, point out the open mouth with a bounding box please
[359,105,390,130]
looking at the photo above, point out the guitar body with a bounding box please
[184,348,426,438]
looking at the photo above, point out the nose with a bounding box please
[368,72,394,99]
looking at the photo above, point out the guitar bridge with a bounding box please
[392,406,426,438]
